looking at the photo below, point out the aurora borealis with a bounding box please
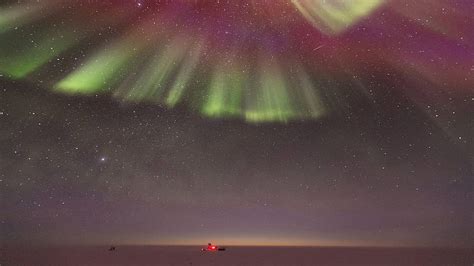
[1,0,471,123]
[1,0,473,249]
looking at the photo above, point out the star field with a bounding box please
[0,0,473,248]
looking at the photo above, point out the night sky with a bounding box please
[1,0,473,248]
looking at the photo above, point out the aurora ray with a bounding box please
[291,0,385,34]
[0,4,137,79]
[166,38,206,107]
[55,16,163,94]
[113,35,194,103]
[203,61,247,118]
[0,26,74,79]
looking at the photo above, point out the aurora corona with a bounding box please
[0,0,471,122]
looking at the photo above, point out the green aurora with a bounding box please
[0,0,387,123]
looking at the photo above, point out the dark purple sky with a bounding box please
[1,0,472,247]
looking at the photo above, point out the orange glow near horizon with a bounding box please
[120,235,407,248]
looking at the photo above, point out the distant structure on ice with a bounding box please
[202,243,226,251]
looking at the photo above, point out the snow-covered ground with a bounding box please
[2,246,473,266]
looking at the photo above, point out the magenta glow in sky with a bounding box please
[1,0,472,248]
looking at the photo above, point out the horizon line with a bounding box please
[4,243,472,249]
